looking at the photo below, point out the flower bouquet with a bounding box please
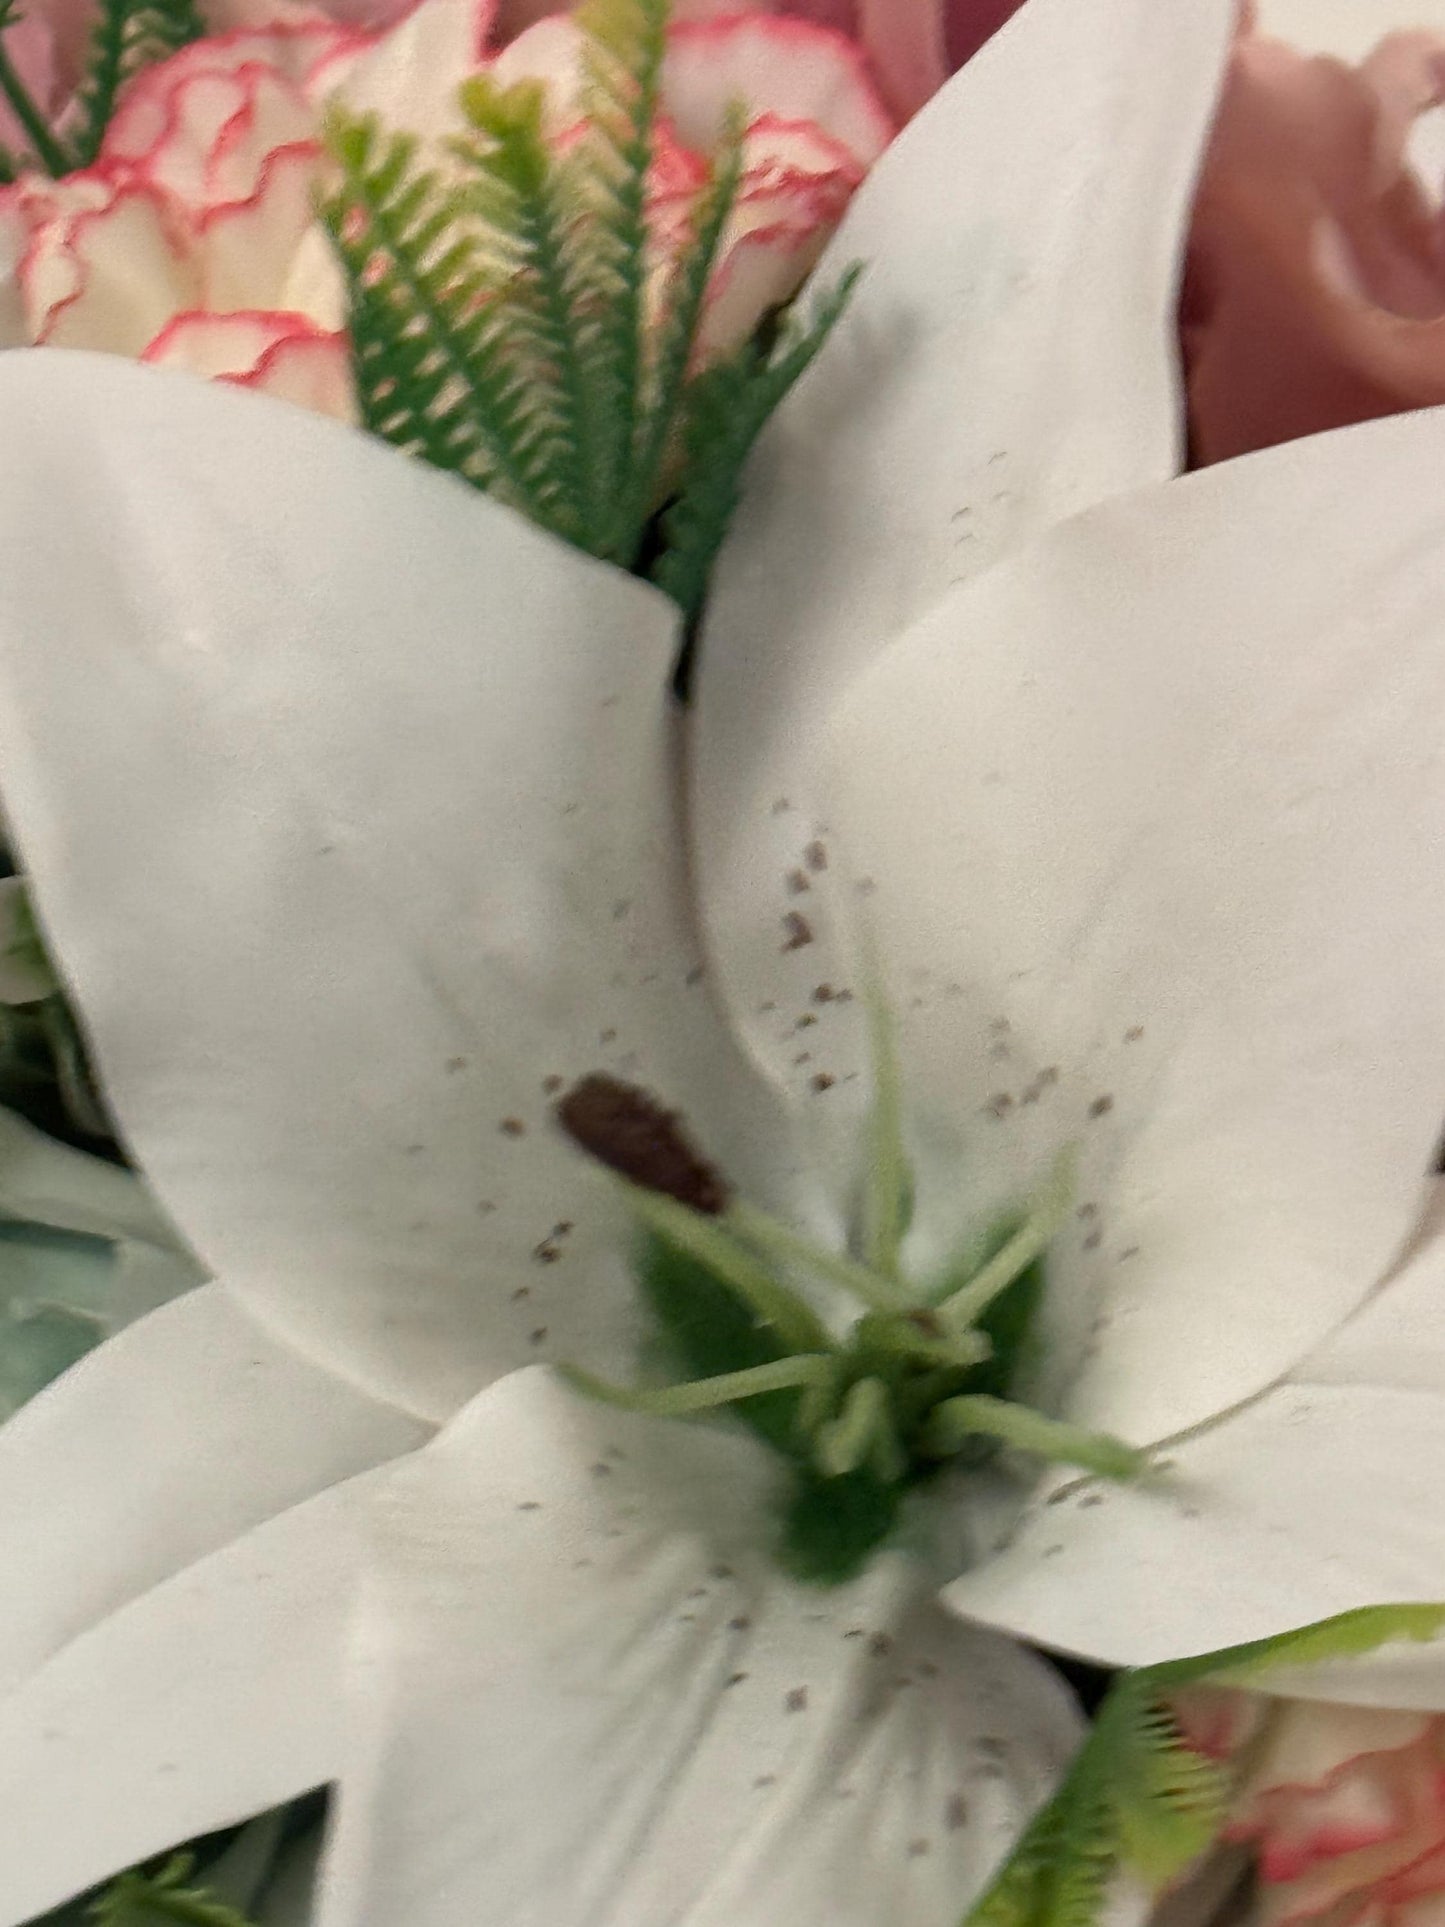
[6,0,1445,1923]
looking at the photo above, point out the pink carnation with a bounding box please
[1175,1687,1445,1927]
[3,0,906,417]
[1184,8,1445,466]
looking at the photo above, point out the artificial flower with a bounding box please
[1185,1,1445,464]
[1174,1686,1445,1927]
[8,1,1445,1920]
[0,0,892,411]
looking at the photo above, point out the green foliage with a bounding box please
[962,1603,1445,1927]
[89,1855,259,1927]
[68,0,206,169]
[651,264,861,622]
[324,0,859,611]
[0,0,204,179]
[639,1228,897,1581]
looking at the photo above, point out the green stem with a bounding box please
[728,1199,914,1315]
[935,1148,1075,1333]
[814,1374,905,1482]
[859,964,909,1281]
[615,1177,832,1354]
[923,1393,1147,1481]
[0,31,70,175]
[559,1353,832,1417]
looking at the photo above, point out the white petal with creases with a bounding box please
[693,0,1235,1080]
[0,352,787,1422]
[943,1207,1445,1685]
[0,1469,383,1927]
[317,1368,1081,1927]
[702,409,1445,1446]
[0,1282,424,1690]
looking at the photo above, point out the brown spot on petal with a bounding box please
[782,911,814,951]
[556,1074,729,1215]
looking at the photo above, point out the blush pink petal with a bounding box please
[696,111,861,356]
[142,308,355,416]
[663,14,895,166]
[1174,1692,1445,1927]
[1184,24,1445,465]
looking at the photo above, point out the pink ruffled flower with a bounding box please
[2,0,899,413]
[489,0,1028,122]
[1174,1688,1445,1927]
[341,0,896,362]
[1184,8,1445,466]
[0,20,360,411]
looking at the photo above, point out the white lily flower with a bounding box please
[4,0,1445,1919]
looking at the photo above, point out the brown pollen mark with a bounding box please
[555,1073,730,1215]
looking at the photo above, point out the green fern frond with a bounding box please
[571,0,669,552]
[618,109,745,563]
[68,0,206,169]
[1106,1687,1232,1885]
[961,1603,1445,1927]
[322,112,577,534]
[0,2,71,176]
[1166,1602,1445,1688]
[454,74,609,544]
[652,263,862,622]
[89,1853,259,1926]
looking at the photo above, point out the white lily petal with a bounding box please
[693,0,1234,1083]
[0,1104,185,1252]
[943,1213,1445,1685]
[0,1470,383,1927]
[0,352,783,1423]
[701,412,1445,1446]
[0,1282,424,1691]
[319,1367,1082,1927]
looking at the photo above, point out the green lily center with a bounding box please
[556,1070,1146,1583]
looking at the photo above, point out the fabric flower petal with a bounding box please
[0,1470,381,1925]
[942,1180,1445,1674]
[319,1367,1083,1927]
[739,411,1445,1454]
[0,1281,424,1694]
[693,0,1235,1100]
[142,309,356,417]
[662,15,895,167]
[0,351,789,1422]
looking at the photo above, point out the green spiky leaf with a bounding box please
[324,0,862,615]
[963,1603,1445,1927]
[651,263,863,622]
[88,1854,259,1927]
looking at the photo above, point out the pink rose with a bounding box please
[1184,9,1445,466]
[1175,1687,1445,1927]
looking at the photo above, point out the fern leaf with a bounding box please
[454,74,607,543]
[90,1853,260,1926]
[618,108,745,564]
[652,263,862,622]
[322,113,577,533]
[1163,1602,1445,1689]
[67,0,206,170]
[570,0,669,552]
[0,2,71,176]
[1106,1687,1232,1886]
[969,1746,1118,1927]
